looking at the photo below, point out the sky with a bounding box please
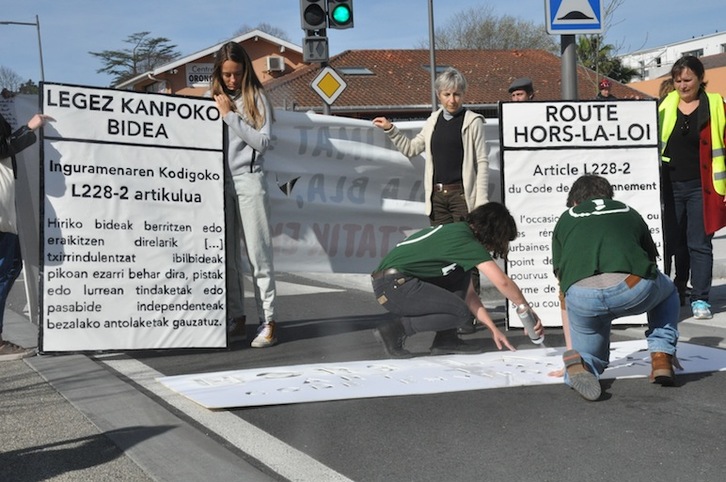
[2,0,725,88]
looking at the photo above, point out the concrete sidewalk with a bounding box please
[0,308,154,481]
[1,306,275,481]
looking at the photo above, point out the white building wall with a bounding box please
[619,31,726,80]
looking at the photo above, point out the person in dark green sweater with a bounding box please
[552,174,680,401]
[370,202,543,357]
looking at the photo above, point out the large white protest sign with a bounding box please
[41,83,225,352]
[500,100,662,328]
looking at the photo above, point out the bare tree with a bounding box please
[0,66,24,93]
[417,6,558,52]
[89,32,182,86]
[233,23,290,42]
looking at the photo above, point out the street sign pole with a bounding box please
[561,35,577,100]
[427,0,437,112]
[322,62,331,115]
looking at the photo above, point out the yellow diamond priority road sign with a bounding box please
[311,66,347,105]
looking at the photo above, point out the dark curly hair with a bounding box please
[566,174,614,207]
[466,202,517,259]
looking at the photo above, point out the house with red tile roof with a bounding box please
[266,49,650,119]
[116,33,651,120]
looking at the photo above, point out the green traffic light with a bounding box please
[331,5,351,25]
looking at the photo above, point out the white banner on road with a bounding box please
[41,83,226,352]
[157,341,726,409]
[500,100,663,328]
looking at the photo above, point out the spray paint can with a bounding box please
[516,303,544,344]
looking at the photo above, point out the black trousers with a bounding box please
[372,270,472,335]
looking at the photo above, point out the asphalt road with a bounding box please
[3,268,726,481]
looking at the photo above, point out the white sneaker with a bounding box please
[251,321,278,348]
[691,300,713,320]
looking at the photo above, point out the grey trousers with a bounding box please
[372,270,471,335]
[225,172,277,323]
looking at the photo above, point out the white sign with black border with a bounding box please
[40,83,227,352]
[500,99,662,329]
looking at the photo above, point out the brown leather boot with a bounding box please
[563,349,601,401]
[650,352,675,386]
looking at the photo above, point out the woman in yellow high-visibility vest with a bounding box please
[659,55,726,320]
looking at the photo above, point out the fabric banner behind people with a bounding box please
[264,110,501,273]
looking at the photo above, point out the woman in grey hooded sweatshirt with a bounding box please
[210,41,277,348]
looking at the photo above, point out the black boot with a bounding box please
[430,329,484,355]
[373,319,412,359]
[456,317,477,335]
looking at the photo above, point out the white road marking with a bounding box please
[100,356,352,482]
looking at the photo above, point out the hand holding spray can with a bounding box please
[516,303,544,344]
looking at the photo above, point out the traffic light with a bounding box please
[300,0,329,63]
[300,0,327,31]
[327,0,354,29]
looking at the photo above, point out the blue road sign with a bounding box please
[545,0,603,35]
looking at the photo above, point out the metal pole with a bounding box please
[35,15,45,82]
[322,60,331,115]
[427,0,437,112]
[560,34,578,100]
[0,17,45,83]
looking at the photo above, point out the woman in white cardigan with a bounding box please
[373,67,489,225]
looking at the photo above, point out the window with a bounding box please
[682,49,704,58]
[337,66,374,76]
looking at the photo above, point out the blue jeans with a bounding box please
[671,179,712,302]
[565,271,679,380]
[0,232,22,335]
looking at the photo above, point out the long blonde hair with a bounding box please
[210,42,272,129]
